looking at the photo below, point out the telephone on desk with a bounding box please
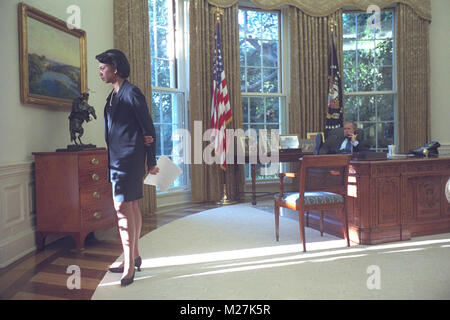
[409,141,440,157]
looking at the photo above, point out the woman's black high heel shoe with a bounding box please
[109,256,142,273]
[135,256,142,271]
[120,269,135,287]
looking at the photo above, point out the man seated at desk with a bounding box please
[319,121,369,154]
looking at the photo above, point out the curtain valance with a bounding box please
[207,0,431,21]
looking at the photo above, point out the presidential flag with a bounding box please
[211,22,232,170]
[325,32,343,136]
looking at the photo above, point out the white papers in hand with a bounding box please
[144,156,182,192]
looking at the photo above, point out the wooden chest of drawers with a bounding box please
[33,149,116,250]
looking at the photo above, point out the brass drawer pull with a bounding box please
[91,158,99,165]
[92,173,99,181]
[93,191,100,199]
[93,212,102,220]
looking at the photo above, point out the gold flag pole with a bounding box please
[211,6,235,206]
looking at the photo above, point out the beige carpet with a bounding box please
[92,203,450,300]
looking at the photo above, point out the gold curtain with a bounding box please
[114,0,156,214]
[189,0,244,202]
[207,0,431,21]
[289,8,343,137]
[396,3,431,153]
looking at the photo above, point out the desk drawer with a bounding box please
[80,183,112,209]
[78,153,108,171]
[78,168,109,186]
[81,207,115,226]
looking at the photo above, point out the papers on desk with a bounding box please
[144,156,182,192]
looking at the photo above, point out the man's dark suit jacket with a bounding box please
[104,80,157,179]
[319,127,368,155]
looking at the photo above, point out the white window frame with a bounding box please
[239,5,290,182]
[342,9,398,151]
[149,0,190,196]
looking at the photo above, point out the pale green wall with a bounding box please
[0,0,113,164]
[430,0,450,145]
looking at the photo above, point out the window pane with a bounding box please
[239,42,246,65]
[156,27,169,59]
[263,68,278,93]
[246,10,261,38]
[343,40,357,65]
[156,59,171,87]
[343,14,356,39]
[359,96,376,121]
[161,93,172,123]
[242,97,249,123]
[376,66,393,91]
[261,12,278,40]
[375,40,393,66]
[344,95,359,122]
[376,11,393,39]
[249,97,264,123]
[266,97,279,123]
[360,122,377,149]
[149,0,175,89]
[246,40,261,67]
[240,67,246,91]
[155,124,161,156]
[151,92,161,123]
[377,95,394,121]
[262,41,278,67]
[247,67,262,92]
[357,13,373,40]
[378,122,394,149]
[155,0,169,26]
[357,41,374,66]
[357,66,375,91]
[162,124,172,155]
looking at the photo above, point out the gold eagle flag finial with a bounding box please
[212,6,224,25]
[329,18,338,33]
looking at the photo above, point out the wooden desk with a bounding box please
[237,149,303,205]
[306,156,450,245]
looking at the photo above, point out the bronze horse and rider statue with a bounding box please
[59,92,98,151]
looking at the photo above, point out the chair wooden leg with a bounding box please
[298,210,306,252]
[320,210,324,236]
[274,201,280,241]
[342,207,350,247]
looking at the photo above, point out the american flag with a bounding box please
[211,22,232,170]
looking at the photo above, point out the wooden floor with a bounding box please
[0,202,223,300]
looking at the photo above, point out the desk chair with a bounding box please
[274,154,352,252]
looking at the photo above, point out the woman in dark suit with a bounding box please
[96,49,159,286]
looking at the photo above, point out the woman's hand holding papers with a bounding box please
[148,166,160,175]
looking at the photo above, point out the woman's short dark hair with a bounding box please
[95,49,130,78]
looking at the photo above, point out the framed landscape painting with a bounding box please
[18,3,87,108]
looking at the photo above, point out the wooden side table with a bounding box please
[33,149,116,250]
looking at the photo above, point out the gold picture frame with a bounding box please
[299,139,316,154]
[306,132,325,143]
[18,3,87,108]
[279,134,300,149]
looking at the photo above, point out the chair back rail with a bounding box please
[298,155,351,205]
